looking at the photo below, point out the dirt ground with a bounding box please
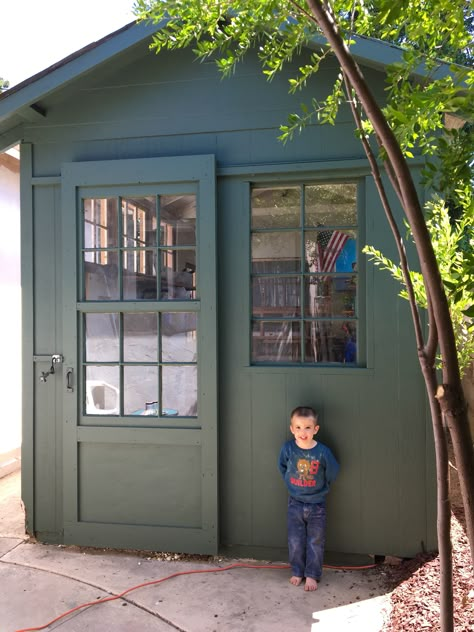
[382,443,474,631]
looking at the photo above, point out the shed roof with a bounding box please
[0,18,455,153]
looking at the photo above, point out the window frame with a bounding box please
[248,177,367,368]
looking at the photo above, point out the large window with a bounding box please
[81,193,198,417]
[251,183,358,365]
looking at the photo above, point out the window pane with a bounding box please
[252,277,301,317]
[305,230,356,273]
[251,186,301,228]
[305,275,357,317]
[124,313,158,362]
[123,250,157,300]
[162,366,197,417]
[161,313,197,361]
[251,232,301,273]
[121,197,156,247]
[124,365,159,415]
[85,313,119,362]
[84,252,120,300]
[160,195,196,246]
[84,198,118,249]
[85,366,120,415]
[251,320,300,363]
[160,249,196,299]
[304,184,357,227]
[304,321,357,364]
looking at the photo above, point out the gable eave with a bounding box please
[0,19,160,151]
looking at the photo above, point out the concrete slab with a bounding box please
[0,537,24,557]
[2,543,391,631]
[0,563,175,632]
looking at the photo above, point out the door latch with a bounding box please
[39,354,63,383]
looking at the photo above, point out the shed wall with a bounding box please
[21,44,436,558]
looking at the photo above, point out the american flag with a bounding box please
[312,229,349,272]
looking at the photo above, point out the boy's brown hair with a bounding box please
[290,406,318,423]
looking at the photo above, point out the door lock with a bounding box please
[39,354,64,383]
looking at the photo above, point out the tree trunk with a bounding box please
[306,0,474,571]
[426,371,454,632]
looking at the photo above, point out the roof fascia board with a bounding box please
[307,33,455,83]
[0,20,160,124]
[0,124,24,154]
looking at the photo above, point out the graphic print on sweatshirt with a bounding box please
[290,457,320,487]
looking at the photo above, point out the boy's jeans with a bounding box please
[287,497,326,580]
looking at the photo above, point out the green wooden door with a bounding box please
[61,156,218,553]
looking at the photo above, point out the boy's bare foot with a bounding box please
[289,576,303,586]
[304,577,318,591]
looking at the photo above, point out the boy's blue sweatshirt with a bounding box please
[278,440,340,504]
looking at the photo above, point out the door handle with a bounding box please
[66,368,74,393]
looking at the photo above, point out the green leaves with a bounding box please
[364,197,474,374]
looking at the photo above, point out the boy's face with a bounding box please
[290,415,319,447]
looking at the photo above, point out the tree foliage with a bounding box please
[134,7,474,627]
[0,77,9,92]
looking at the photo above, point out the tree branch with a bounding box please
[341,71,426,355]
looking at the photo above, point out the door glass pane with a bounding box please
[305,276,357,317]
[304,184,357,227]
[124,313,158,362]
[124,365,159,415]
[123,250,157,300]
[305,230,356,273]
[84,198,118,249]
[162,366,197,417]
[84,251,120,300]
[160,195,196,246]
[251,186,301,229]
[251,320,300,363]
[121,197,157,247]
[251,232,301,273]
[304,321,357,363]
[85,366,120,415]
[252,276,301,318]
[161,313,197,361]
[85,313,119,362]
[160,249,196,299]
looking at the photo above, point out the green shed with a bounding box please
[0,21,436,562]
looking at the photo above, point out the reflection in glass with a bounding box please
[162,366,197,417]
[251,232,301,273]
[85,313,119,362]
[304,230,355,273]
[304,276,357,318]
[123,251,158,300]
[124,313,158,362]
[122,197,156,247]
[84,198,118,250]
[251,187,301,229]
[84,252,120,300]
[304,184,357,227]
[85,366,120,415]
[160,249,196,299]
[251,320,300,363]
[252,277,301,318]
[161,313,197,361]
[160,195,196,246]
[304,321,357,364]
[124,365,159,415]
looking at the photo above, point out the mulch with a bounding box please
[382,506,474,631]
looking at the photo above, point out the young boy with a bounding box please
[278,406,339,591]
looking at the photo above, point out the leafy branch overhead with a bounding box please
[364,198,474,374]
